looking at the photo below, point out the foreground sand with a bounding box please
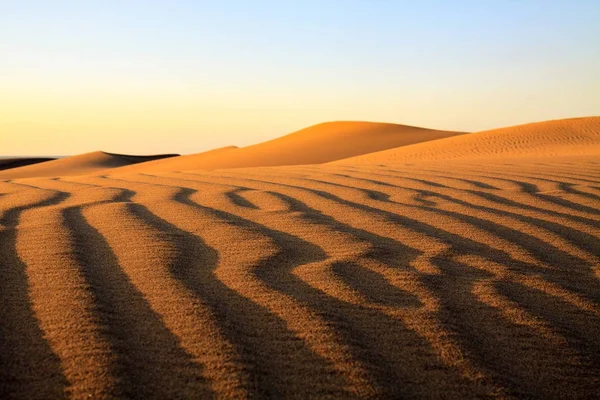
[1,154,599,399]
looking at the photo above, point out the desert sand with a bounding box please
[1,117,599,399]
[334,117,600,165]
[103,121,465,174]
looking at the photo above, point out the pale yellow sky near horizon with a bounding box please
[3,69,598,157]
[2,1,599,157]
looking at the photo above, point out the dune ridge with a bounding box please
[333,116,600,165]
[0,151,178,179]
[106,145,240,175]
[0,157,56,171]
[108,121,465,174]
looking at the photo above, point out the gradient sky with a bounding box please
[2,1,599,156]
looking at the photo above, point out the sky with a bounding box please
[1,0,599,156]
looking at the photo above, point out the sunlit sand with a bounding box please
[1,117,599,398]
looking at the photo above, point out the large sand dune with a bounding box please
[334,116,600,165]
[110,121,465,174]
[0,151,178,179]
[1,118,599,398]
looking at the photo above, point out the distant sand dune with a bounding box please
[1,118,599,398]
[0,151,178,179]
[107,145,240,175]
[110,121,465,174]
[0,157,56,171]
[333,117,600,165]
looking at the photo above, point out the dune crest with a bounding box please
[106,145,240,175]
[0,157,56,171]
[0,151,178,179]
[333,117,600,165]
[112,121,465,174]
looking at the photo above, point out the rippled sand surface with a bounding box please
[1,155,599,399]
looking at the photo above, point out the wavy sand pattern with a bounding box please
[0,118,599,398]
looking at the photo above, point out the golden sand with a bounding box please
[1,117,598,398]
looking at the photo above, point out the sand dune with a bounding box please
[107,145,240,175]
[1,153,599,398]
[0,157,56,171]
[334,116,600,165]
[1,117,599,398]
[110,121,465,174]
[0,151,178,179]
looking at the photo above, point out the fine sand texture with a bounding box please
[1,118,599,399]
[0,152,178,179]
[334,117,600,165]
[106,121,465,174]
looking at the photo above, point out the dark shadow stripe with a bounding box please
[63,198,214,399]
[116,186,355,398]
[0,187,69,400]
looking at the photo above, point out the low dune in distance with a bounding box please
[0,157,56,171]
[0,151,178,179]
[333,116,600,165]
[106,145,240,175]
[109,121,466,174]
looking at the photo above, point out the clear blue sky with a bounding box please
[1,0,599,155]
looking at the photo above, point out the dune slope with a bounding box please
[0,151,178,179]
[108,145,240,175]
[1,152,599,398]
[333,116,600,165]
[1,118,599,398]
[113,121,465,173]
[0,157,56,171]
